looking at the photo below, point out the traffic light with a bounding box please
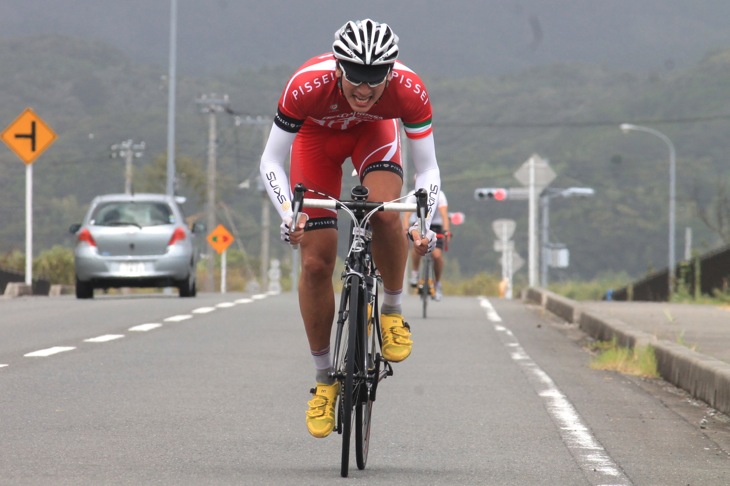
[474,188,508,201]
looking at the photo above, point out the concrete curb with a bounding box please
[3,283,33,298]
[3,283,75,298]
[524,287,730,416]
[49,285,75,296]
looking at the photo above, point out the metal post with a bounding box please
[528,156,538,286]
[261,190,270,292]
[206,108,217,292]
[125,147,133,194]
[25,164,32,286]
[540,194,550,287]
[221,249,227,294]
[260,124,271,292]
[166,0,177,196]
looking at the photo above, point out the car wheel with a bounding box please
[178,275,196,298]
[75,277,94,299]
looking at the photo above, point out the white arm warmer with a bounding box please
[259,123,298,221]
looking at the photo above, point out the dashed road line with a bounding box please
[192,307,217,314]
[25,346,76,357]
[129,323,161,332]
[480,297,632,486]
[479,297,502,322]
[6,294,271,367]
[128,322,162,332]
[84,334,125,343]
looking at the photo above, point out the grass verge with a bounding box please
[589,338,659,378]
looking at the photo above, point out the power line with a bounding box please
[436,113,730,129]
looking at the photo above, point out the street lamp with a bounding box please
[619,123,676,298]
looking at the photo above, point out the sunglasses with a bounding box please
[339,63,391,88]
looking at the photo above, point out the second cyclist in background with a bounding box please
[404,188,451,301]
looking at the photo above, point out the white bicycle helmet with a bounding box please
[332,19,399,66]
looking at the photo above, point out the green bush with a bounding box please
[0,247,75,285]
[35,246,75,285]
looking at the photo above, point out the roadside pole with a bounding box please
[2,108,57,289]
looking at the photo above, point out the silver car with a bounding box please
[70,193,204,299]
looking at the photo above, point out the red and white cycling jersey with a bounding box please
[261,52,441,227]
[274,53,433,140]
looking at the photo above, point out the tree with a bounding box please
[695,176,730,244]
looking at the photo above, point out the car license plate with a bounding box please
[119,262,146,275]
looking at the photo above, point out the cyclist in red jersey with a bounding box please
[259,19,441,439]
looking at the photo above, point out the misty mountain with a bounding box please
[1,17,730,284]
[3,0,730,78]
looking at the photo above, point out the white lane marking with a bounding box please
[25,346,76,357]
[192,307,217,314]
[84,334,125,343]
[12,296,265,364]
[479,297,502,322]
[0,364,8,368]
[480,297,632,486]
[129,323,162,332]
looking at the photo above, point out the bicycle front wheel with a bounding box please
[419,258,431,318]
[355,287,377,469]
[337,275,366,477]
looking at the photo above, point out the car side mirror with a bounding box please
[69,223,81,234]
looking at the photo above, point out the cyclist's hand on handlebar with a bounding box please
[408,223,437,256]
[281,214,309,245]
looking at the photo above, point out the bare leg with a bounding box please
[410,248,422,274]
[362,171,407,294]
[298,228,338,352]
[432,248,444,283]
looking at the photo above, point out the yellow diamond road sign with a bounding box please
[1,108,57,165]
[207,224,235,254]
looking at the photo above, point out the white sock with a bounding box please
[381,288,402,315]
[312,347,333,384]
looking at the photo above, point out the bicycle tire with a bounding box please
[355,285,376,469]
[419,257,431,318]
[339,275,362,478]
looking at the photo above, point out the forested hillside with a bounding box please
[1,35,729,283]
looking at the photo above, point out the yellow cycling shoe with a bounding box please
[306,382,340,438]
[381,313,412,362]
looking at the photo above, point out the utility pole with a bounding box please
[235,115,272,291]
[165,0,178,196]
[111,139,145,194]
[197,93,229,292]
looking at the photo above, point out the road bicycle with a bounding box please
[292,183,427,477]
[416,233,446,318]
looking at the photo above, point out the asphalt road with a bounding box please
[0,292,728,485]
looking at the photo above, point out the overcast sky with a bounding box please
[2,0,730,78]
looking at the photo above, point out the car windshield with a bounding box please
[91,201,175,227]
